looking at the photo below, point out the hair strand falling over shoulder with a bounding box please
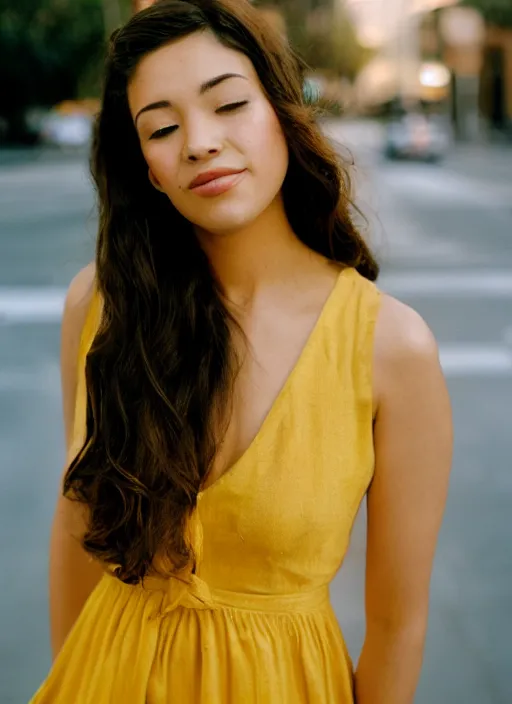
[63,0,379,585]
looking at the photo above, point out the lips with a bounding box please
[188,168,245,190]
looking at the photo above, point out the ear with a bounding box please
[148,169,164,193]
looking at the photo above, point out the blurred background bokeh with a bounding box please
[1,1,511,702]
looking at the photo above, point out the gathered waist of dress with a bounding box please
[130,572,331,615]
[208,584,330,613]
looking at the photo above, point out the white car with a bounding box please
[385,113,451,162]
[39,112,93,148]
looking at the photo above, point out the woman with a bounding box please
[31,1,453,702]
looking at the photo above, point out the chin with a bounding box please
[191,205,264,236]
[198,220,257,238]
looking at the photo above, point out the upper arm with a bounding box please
[50,263,102,658]
[365,294,453,633]
[60,262,96,459]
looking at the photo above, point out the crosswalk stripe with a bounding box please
[0,345,509,386]
[0,289,66,323]
[2,270,512,325]
[0,288,511,378]
[380,271,512,297]
[439,346,512,376]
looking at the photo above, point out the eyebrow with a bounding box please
[134,72,247,125]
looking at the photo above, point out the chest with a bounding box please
[207,304,321,487]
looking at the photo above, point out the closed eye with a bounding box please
[216,100,249,114]
[149,125,178,140]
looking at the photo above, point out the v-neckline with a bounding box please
[198,266,352,497]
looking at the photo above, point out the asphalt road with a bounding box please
[1,123,511,703]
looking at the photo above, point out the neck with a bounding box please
[196,196,314,307]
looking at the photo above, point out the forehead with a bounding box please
[128,31,257,113]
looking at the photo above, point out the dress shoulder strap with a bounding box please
[331,267,382,408]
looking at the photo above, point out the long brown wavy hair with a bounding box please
[63,0,379,585]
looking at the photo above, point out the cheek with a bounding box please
[143,146,182,195]
[235,105,288,173]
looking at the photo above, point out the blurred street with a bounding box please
[327,120,512,704]
[1,122,511,703]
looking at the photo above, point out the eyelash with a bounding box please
[150,126,178,140]
[149,101,249,140]
[216,100,249,114]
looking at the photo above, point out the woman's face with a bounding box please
[128,31,289,235]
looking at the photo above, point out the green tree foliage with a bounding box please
[309,9,369,81]
[257,1,367,80]
[462,0,512,27]
[0,0,105,140]
[0,0,368,141]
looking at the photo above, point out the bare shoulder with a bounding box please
[64,261,96,317]
[375,292,438,362]
[373,293,442,407]
[60,262,96,449]
[61,260,96,364]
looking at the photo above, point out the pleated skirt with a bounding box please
[30,573,355,703]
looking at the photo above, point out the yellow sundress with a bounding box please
[31,266,381,703]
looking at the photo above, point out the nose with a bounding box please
[183,117,223,163]
[186,146,220,162]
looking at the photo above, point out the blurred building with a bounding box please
[348,0,512,138]
[420,4,512,137]
[480,24,512,132]
[348,0,455,111]
[259,0,512,138]
[258,0,366,113]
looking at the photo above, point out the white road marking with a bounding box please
[439,346,512,376]
[0,289,66,323]
[0,345,509,391]
[1,284,512,377]
[3,271,512,325]
[380,271,512,297]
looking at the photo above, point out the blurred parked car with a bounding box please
[39,111,93,148]
[36,100,98,148]
[384,112,451,163]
